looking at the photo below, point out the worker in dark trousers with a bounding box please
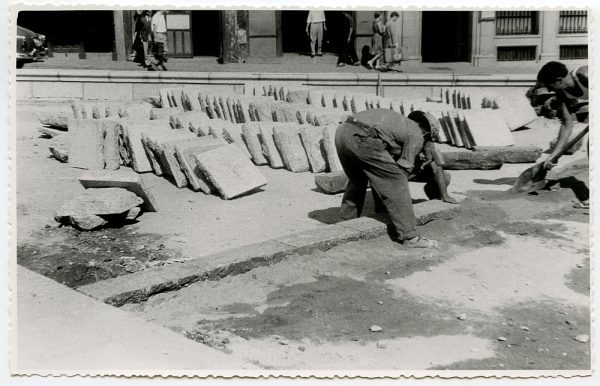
[334,109,456,248]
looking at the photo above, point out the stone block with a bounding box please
[141,129,195,185]
[351,95,368,113]
[322,124,343,172]
[462,110,515,147]
[242,122,268,165]
[272,102,297,123]
[313,111,350,126]
[438,147,504,170]
[193,143,268,200]
[259,124,285,169]
[337,217,387,239]
[273,125,310,172]
[181,88,203,111]
[56,187,143,217]
[78,169,160,212]
[168,88,184,108]
[170,111,210,132]
[118,119,168,173]
[158,88,171,108]
[274,224,361,254]
[413,200,457,226]
[71,101,94,119]
[299,125,327,173]
[67,118,106,170]
[101,120,121,170]
[118,104,152,120]
[250,100,276,122]
[222,123,252,159]
[203,94,217,118]
[38,126,65,138]
[308,89,324,106]
[173,138,227,193]
[37,112,70,129]
[472,146,543,163]
[48,133,69,162]
[217,96,232,122]
[321,90,337,109]
[493,89,539,131]
[314,171,348,194]
[286,88,310,104]
[150,107,184,120]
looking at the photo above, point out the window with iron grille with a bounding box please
[496,11,539,35]
[497,46,537,61]
[559,11,587,34]
[560,45,588,59]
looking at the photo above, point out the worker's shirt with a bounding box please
[307,10,326,23]
[343,13,354,33]
[151,12,167,34]
[351,109,424,171]
[556,65,588,122]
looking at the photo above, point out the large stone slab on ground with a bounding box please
[314,171,348,194]
[102,120,121,170]
[181,88,203,111]
[438,146,504,170]
[56,187,143,217]
[37,112,70,129]
[299,125,327,173]
[38,126,65,138]
[170,111,210,131]
[472,146,543,163]
[141,130,195,185]
[313,111,350,126]
[78,169,160,212]
[286,88,310,104]
[150,107,184,120]
[222,123,252,159]
[337,217,387,239]
[174,138,227,193]
[118,104,152,120]
[259,124,285,169]
[48,133,69,162]
[68,118,120,170]
[413,200,457,225]
[193,143,267,199]
[274,224,362,254]
[493,89,539,131]
[242,122,268,165]
[322,124,343,172]
[462,110,515,147]
[273,125,310,172]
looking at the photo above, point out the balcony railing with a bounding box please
[559,11,587,34]
[496,11,539,35]
[497,46,537,61]
[560,45,588,60]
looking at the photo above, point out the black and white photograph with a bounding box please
[5,1,598,382]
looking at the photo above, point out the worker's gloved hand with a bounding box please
[543,160,557,170]
[442,196,458,204]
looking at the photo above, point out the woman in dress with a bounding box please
[367,12,385,69]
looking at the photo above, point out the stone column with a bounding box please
[539,11,560,62]
[400,11,422,65]
[472,11,496,66]
[221,10,250,63]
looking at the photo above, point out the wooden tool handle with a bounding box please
[549,126,589,163]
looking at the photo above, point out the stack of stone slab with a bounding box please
[68,118,121,170]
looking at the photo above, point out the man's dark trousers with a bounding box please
[338,36,359,65]
[334,122,417,240]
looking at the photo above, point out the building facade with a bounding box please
[17,10,588,65]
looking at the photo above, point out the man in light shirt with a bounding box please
[150,10,168,71]
[306,10,326,58]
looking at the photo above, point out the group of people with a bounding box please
[305,11,403,69]
[132,10,168,71]
[334,60,589,249]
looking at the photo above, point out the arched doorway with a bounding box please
[421,11,472,62]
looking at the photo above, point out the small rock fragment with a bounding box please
[519,325,530,331]
[376,342,387,349]
[497,336,507,342]
[370,325,383,332]
[457,313,467,321]
[298,346,306,352]
[574,334,589,343]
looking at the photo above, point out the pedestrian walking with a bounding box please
[366,12,385,69]
[306,10,326,58]
[334,109,456,248]
[536,61,589,208]
[149,10,168,71]
[133,10,152,68]
[337,11,359,67]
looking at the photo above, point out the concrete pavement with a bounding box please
[13,265,258,376]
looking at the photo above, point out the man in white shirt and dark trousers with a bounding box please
[149,10,168,71]
[306,10,326,58]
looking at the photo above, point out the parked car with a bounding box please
[16,25,48,68]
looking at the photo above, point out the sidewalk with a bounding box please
[21,52,588,75]
[13,265,258,376]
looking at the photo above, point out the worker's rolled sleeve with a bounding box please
[396,132,424,172]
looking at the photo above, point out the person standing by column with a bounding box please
[337,11,359,67]
[149,10,168,71]
[136,10,152,68]
[306,10,326,58]
[366,12,385,69]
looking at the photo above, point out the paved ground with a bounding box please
[20,52,588,75]
[12,97,592,375]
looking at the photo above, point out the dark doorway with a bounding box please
[17,10,115,53]
[281,10,346,54]
[191,10,221,56]
[421,11,471,62]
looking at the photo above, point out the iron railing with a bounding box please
[496,11,539,35]
[560,45,588,59]
[559,11,587,34]
[497,46,537,61]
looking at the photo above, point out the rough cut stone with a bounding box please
[78,169,160,212]
[141,129,195,183]
[439,148,504,170]
[174,138,227,193]
[118,104,152,120]
[250,100,276,122]
[273,125,310,172]
[101,120,121,170]
[222,123,252,159]
[170,111,210,132]
[48,133,69,162]
[322,124,343,172]
[181,89,203,111]
[308,90,324,106]
[37,112,70,129]
[150,107,184,120]
[259,124,285,169]
[242,122,268,165]
[38,126,64,138]
[193,143,268,199]
[56,187,143,217]
[313,111,350,126]
[286,88,310,104]
[68,118,106,170]
[351,95,368,113]
[119,119,169,173]
[314,171,348,194]
[299,125,327,173]
[159,88,171,108]
[472,146,543,163]
[493,89,539,131]
[462,110,515,147]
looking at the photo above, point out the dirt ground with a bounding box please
[15,99,590,370]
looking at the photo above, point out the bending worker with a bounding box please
[335,109,456,248]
